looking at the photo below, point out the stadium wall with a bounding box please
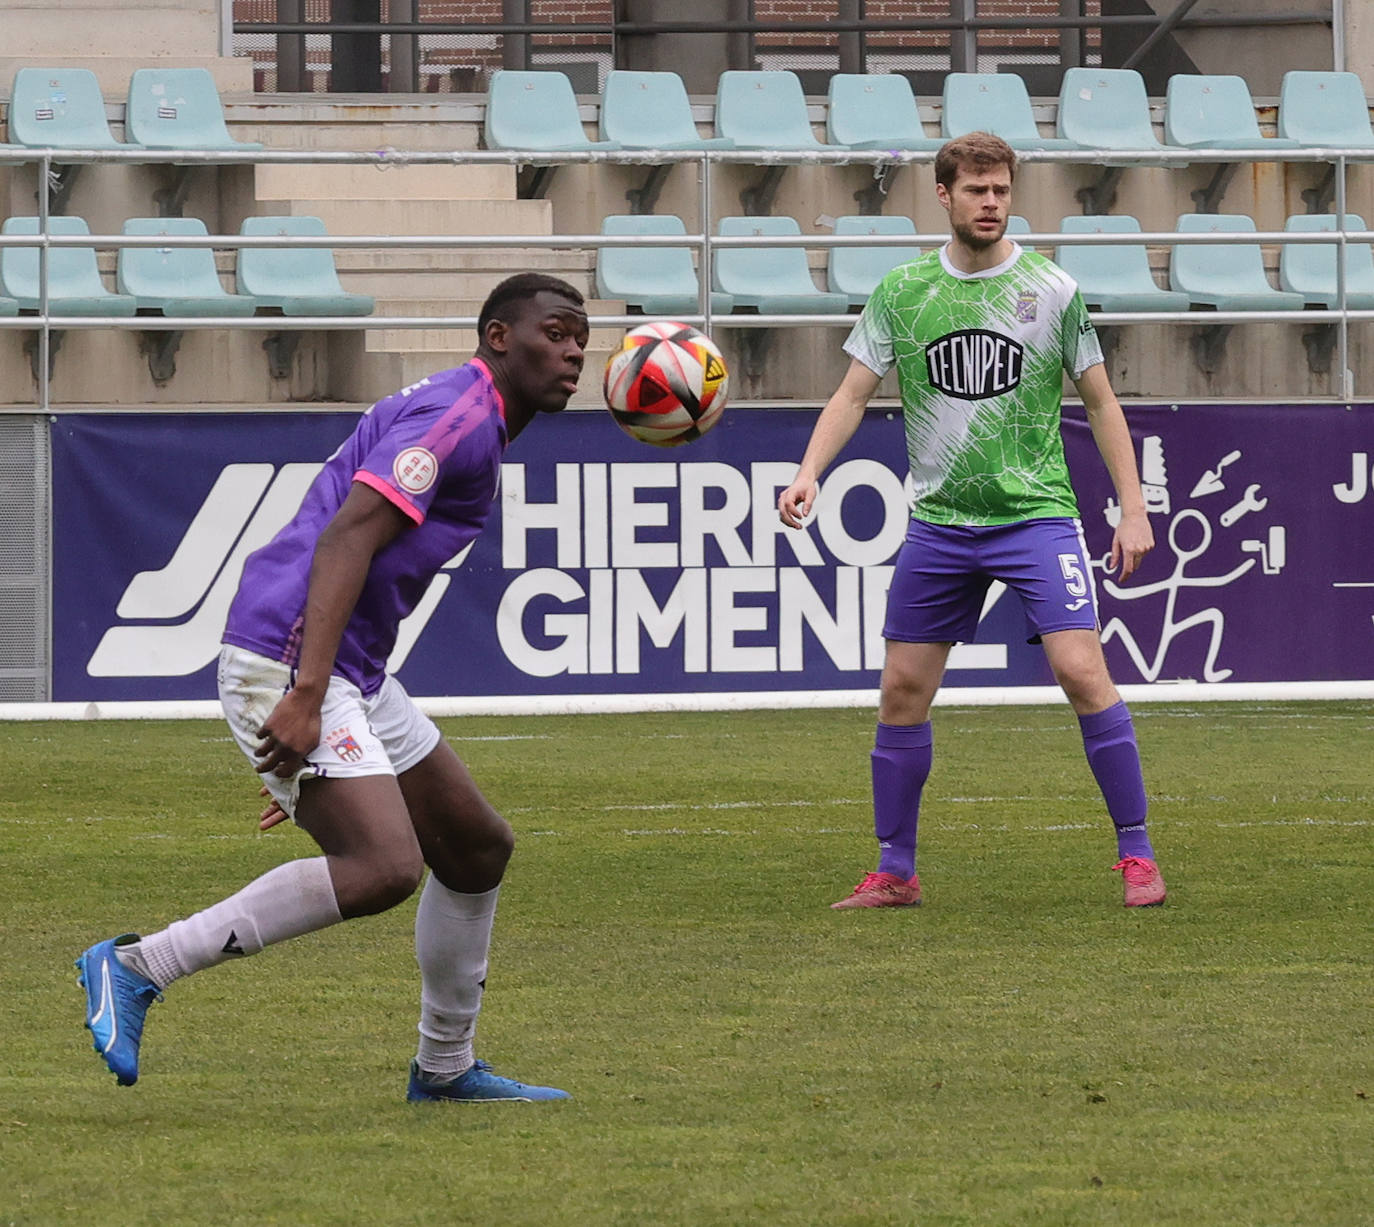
[4,400,1371,719]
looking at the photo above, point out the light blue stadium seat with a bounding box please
[715,71,829,149]
[1164,74,1300,151]
[599,71,733,149]
[484,70,618,151]
[714,216,848,313]
[1277,71,1374,149]
[1169,213,1305,311]
[941,73,1079,150]
[124,68,263,151]
[0,294,18,316]
[117,218,257,316]
[1006,215,1032,235]
[0,216,136,315]
[826,74,942,150]
[826,215,920,307]
[1279,213,1374,308]
[596,214,734,315]
[1057,68,1167,152]
[8,67,128,148]
[237,217,374,315]
[1056,215,1189,312]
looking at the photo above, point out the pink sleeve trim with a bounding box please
[354,470,424,525]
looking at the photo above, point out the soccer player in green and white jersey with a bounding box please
[778,132,1166,910]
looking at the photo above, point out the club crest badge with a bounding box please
[326,726,365,763]
[1014,290,1038,323]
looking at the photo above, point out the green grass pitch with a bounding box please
[2,702,1371,1226]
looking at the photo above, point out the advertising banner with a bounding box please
[49,403,1374,703]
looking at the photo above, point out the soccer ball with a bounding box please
[603,322,729,447]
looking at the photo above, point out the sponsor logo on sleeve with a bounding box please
[393,446,438,494]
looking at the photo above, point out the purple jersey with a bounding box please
[223,359,507,696]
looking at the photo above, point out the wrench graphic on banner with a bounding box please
[1220,483,1268,527]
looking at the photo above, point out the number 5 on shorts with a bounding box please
[1058,552,1088,597]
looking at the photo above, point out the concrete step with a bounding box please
[0,54,252,97]
[263,197,554,237]
[254,162,517,203]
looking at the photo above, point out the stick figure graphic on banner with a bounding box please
[1095,439,1287,684]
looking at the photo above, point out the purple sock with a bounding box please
[872,721,932,880]
[1078,701,1154,860]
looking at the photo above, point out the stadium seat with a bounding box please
[715,71,829,149]
[1055,216,1189,312]
[713,216,849,313]
[1278,214,1374,308]
[7,67,128,149]
[595,214,734,315]
[1277,71,1374,149]
[236,217,374,315]
[940,73,1079,150]
[1057,68,1168,153]
[0,216,136,315]
[826,215,921,307]
[1169,214,1304,310]
[599,71,733,149]
[1164,74,1301,151]
[0,294,18,316]
[117,218,257,316]
[1006,215,1032,235]
[484,70,618,151]
[124,68,263,151]
[826,74,942,150]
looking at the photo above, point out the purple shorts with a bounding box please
[883,517,1099,645]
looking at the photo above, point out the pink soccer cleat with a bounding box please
[830,870,922,910]
[1113,856,1167,907]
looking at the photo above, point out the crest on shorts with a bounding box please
[326,726,364,763]
[1014,290,1038,323]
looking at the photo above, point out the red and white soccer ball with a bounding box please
[603,321,729,447]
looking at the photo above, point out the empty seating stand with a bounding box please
[1277,71,1374,212]
[1279,213,1374,308]
[941,73,1079,151]
[1057,67,1173,213]
[125,68,264,217]
[117,216,256,383]
[826,215,921,308]
[826,74,942,151]
[1164,74,1301,212]
[595,214,733,317]
[8,67,137,213]
[1055,215,1189,312]
[237,215,374,379]
[713,216,848,313]
[598,70,733,213]
[0,214,136,379]
[715,70,830,214]
[484,70,618,198]
[1169,212,1304,373]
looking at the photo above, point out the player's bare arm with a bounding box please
[254,483,411,777]
[778,358,883,528]
[1074,362,1154,582]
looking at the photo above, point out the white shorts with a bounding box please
[217,645,442,818]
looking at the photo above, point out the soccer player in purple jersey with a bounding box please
[77,274,588,1100]
[778,133,1167,911]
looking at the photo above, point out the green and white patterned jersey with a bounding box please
[845,241,1103,526]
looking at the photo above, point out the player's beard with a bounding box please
[952,215,1007,250]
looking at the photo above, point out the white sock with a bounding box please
[120,858,342,990]
[414,876,499,1080]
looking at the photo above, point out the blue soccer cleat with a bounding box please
[406,1059,570,1103]
[76,935,161,1086]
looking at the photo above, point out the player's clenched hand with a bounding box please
[1110,509,1154,583]
[257,785,289,831]
[777,478,817,529]
[254,687,321,778]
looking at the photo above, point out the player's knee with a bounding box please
[351,848,425,915]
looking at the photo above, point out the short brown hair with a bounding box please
[934,132,1017,189]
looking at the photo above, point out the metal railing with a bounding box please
[1,143,1368,408]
